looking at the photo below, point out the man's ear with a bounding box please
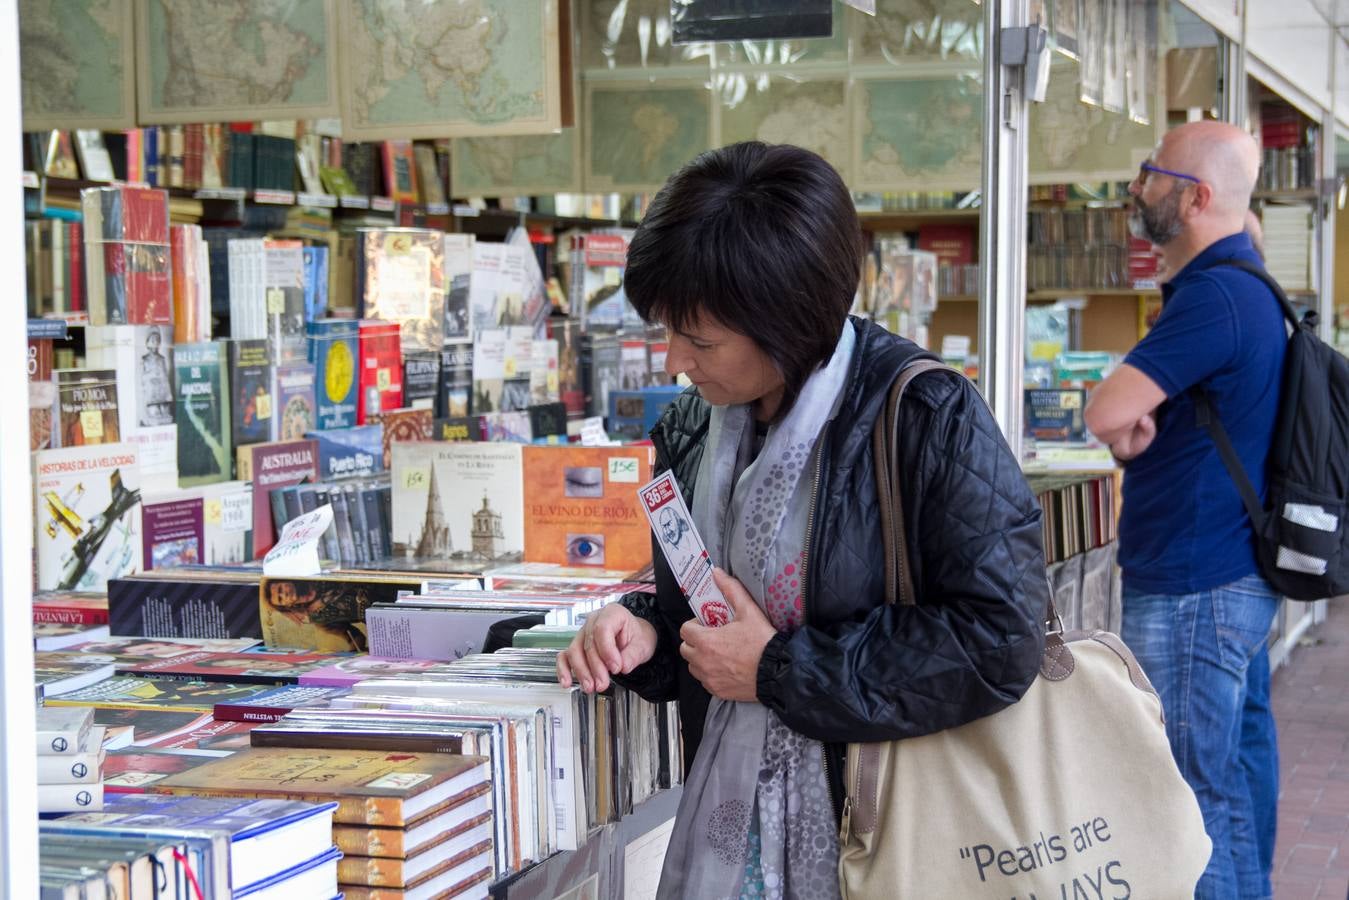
[1186,182,1214,218]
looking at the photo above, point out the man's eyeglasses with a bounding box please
[1138,162,1202,186]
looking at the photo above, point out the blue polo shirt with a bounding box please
[1117,232,1286,594]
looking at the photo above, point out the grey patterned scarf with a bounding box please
[657,324,855,900]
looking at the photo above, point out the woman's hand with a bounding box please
[679,568,778,703]
[557,602,659,693]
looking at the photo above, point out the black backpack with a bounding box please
[1189,258,1349,601]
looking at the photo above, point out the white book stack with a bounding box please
[1260,205,1312,292]
[36,707,105,814]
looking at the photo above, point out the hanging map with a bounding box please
[452,131,583,197]
[585,82,712,193]
[1030,58,1161,185]
[853,75,982,191]
[718,76,852,182]
[20,0,135,131]
[136,0,339,124]
[341,0,564,139]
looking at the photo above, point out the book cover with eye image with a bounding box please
[521,445,654,571]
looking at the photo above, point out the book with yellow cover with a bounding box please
[521,445,653,572]
[152,747,491,826]
[43,675,269,713]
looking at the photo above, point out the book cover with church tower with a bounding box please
[390,441,523,563]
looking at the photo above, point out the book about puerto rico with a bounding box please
[173,341,231,486]
[235,439,319,558]
[34,442,143,591]
[152,747,492,827]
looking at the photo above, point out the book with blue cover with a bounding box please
[306,425,384,480]
[307,319,359,430]
[50,793,337,899]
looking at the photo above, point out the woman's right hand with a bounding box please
[556,603,658,693]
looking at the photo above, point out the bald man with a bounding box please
[1085,121,1285,899]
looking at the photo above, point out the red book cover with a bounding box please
[236,439,320,558]
[68,222,84,313]
[380,140,418,203]
[358,321,403,424]
[917,224,976,267]
[33,592,109,625]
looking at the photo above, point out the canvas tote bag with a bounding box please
[838,360,1212,899]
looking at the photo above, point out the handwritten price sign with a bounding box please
[263,504,333,577]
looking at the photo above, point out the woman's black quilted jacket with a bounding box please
[615,317,1049,816]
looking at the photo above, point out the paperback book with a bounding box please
[34,443,143,591]
[173,341,232,486]
[308,319,359,430]
[390,441,524,565]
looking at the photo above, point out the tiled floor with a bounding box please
[1272,607,1349,899]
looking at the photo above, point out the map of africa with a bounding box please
[137,0,338,123]
[720,78,851,180]
[586,85,711,191]
[342,0,562,139]
[453,132,581,196]
[855,77,982,190]
[19,0,134,130]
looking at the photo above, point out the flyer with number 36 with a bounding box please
[637,472,734,627]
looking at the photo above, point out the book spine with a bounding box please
[335,855,409,889]
[33,607,108,625]
[211,703,291,723]
[156,786,405,826]
[36,751,102,783]
[37,781,103,813]
[331,824,408,860]
[249,729,466,755]
[36,726,91,755]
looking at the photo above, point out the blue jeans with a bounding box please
[1121,573,1281,900]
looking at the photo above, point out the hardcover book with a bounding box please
[33,591,110,626]
[34,443,143,591]
[84,324,176,431]
[102,749,219,792]
[213,684,351,723]
[380,141,418,204]
[306,425,384,479]
[173,341,232,487]
[273,362,317,441]
[444,233,473,341]
[297,656,446,688]
[374,407,433,469]
[228,339,276,453]
[53,368,121,448]
[303,246,330,323]
[390,441,524,564]
[259,575,424,653]
[358,320,403,424]
[200,480,253,565]
[153,747,491,827]
[263,239,307,362]
[106,575,262,639]
[437,340,473,419]
[44,676,271,714]
[307,319,359,429]
[140,492,204,571]
[120,651,335,685]
[401,350,439,410]
[235,439,320,558]
[81,185,172,326]
[331,793,492,860]
[356,229,447,354]
[34,652,118,699]
[521,445,654,571]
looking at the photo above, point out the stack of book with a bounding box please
[36,707,106,814]
[50,793,339,898]
[152,747,494,899]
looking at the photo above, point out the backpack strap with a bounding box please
[1184,256,1292,531]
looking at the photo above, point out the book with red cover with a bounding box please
[372,407,433,469]
[213,684,351,723]
[235,439,320,558]
[917,224,977,267]
[33,592,109,626]
[118,651,337,685]
[104,749,221,792]
[358,321,403,424]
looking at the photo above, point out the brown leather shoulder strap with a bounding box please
[873,359,950,607]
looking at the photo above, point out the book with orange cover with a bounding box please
[521,445,654,571]
[152,746,491,826]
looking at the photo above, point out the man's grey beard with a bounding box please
[1128,183,1186,245]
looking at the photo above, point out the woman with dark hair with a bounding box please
[556,142,1049,898]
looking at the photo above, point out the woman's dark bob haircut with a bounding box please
[623,141,863,420]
